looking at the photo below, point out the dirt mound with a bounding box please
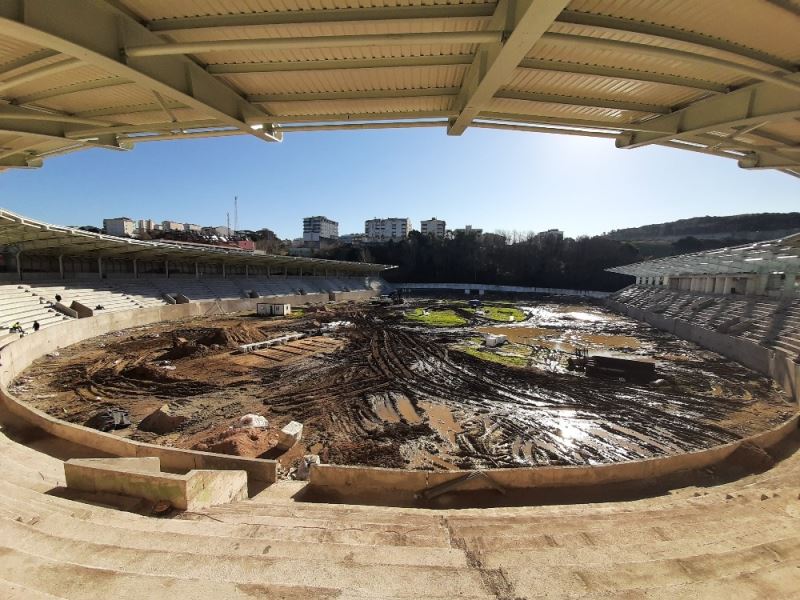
[191,426,278,457]
[139,404,188,434]
[122,364,179,383]
[196,323,266,348]
[724,441,776,473]
[329,439,407,468]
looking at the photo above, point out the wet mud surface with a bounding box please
[12,299,795,471]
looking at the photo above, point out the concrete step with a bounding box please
[0,520,488,598]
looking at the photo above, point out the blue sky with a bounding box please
[0,127,797,240]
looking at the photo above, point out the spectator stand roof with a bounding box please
[0,1,796,175]
[608,232,800,278]
[0,208,391,274]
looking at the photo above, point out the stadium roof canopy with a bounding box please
[0,0,797,176]
[0,209,391,274]
[608,232,800,278]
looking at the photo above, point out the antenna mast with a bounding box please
[226,212,230,237]
[234,196,238,234]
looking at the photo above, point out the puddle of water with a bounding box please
[407,448,458,470]
[478,325,641,352]
[369,393,400,423]
[419,400,462,447]
[393,392,421,424]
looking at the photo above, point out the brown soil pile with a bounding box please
[328,439,407,469]
[191,426,279,458]
[196,323,267,348]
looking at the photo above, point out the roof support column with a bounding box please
[245,264,249,278]
[222,262,226,279]
[15,248,21,281]
[165,259,169,279]
[58,253,64,280]
[195,261,199,280]
[133,258,138,279]
[97,256,102,279]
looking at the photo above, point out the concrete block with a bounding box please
[277,421,303,449]
[64,457,248,511]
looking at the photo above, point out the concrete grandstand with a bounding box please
[0,208,797,597]
[0,0,798,596]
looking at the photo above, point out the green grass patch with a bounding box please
[481,305,526,322]
[460,347,528,367]
[405,308,467,327]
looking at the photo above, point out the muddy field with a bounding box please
[12,298,795,471]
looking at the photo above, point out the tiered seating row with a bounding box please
[0,285,68,332]
[611,285,800,357]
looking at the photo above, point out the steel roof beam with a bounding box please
[517,58,729,94]
[249,87,459,103]
[618,74,800,148]
[0,153,41,168]
[65,119,221,138]
[0,57,81,93]
[448,0,570,136]
[739,153,800,170]
[258,110,456,124]
[147,4,496,32]
[13,76,132,105]
[541,33,800,93]
[0,106,129,149]
[0,0,280,142]
[478,111,671,132]
[496,89,671,113]
[208,54,475,75]
[556,9,796,72]
[125,31,502,57]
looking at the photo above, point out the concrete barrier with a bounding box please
[64,457,248,510]
[309,414,799,499]
[0,291,375,485]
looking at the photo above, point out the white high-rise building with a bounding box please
[303,216,339,242]
[421,217,446,238]
[103,217,135,237]
[365,217,412,242]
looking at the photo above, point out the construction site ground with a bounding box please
[12,298,795,472]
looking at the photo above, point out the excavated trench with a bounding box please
[11,299,794,471]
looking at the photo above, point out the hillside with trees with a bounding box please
[605,213,800,241]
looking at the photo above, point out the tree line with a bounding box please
[320,232,640,291]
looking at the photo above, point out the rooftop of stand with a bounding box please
[0,1,797,175]
[0,208,391,274]
[608,232,800,278]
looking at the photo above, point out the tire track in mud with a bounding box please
[17,307,792,470]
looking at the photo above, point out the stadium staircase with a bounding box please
[0,402,798,599]
[611,286,800,359]
[0,284,69,332]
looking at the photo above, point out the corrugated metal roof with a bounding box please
[0,0,795,176]
[122,0,498,22]
[568,0,800,63]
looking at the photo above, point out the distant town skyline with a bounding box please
[0,128,797,241]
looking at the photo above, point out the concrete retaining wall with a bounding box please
[396,282,609,298]
[309,415,798,499]
[0,291,374,485]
